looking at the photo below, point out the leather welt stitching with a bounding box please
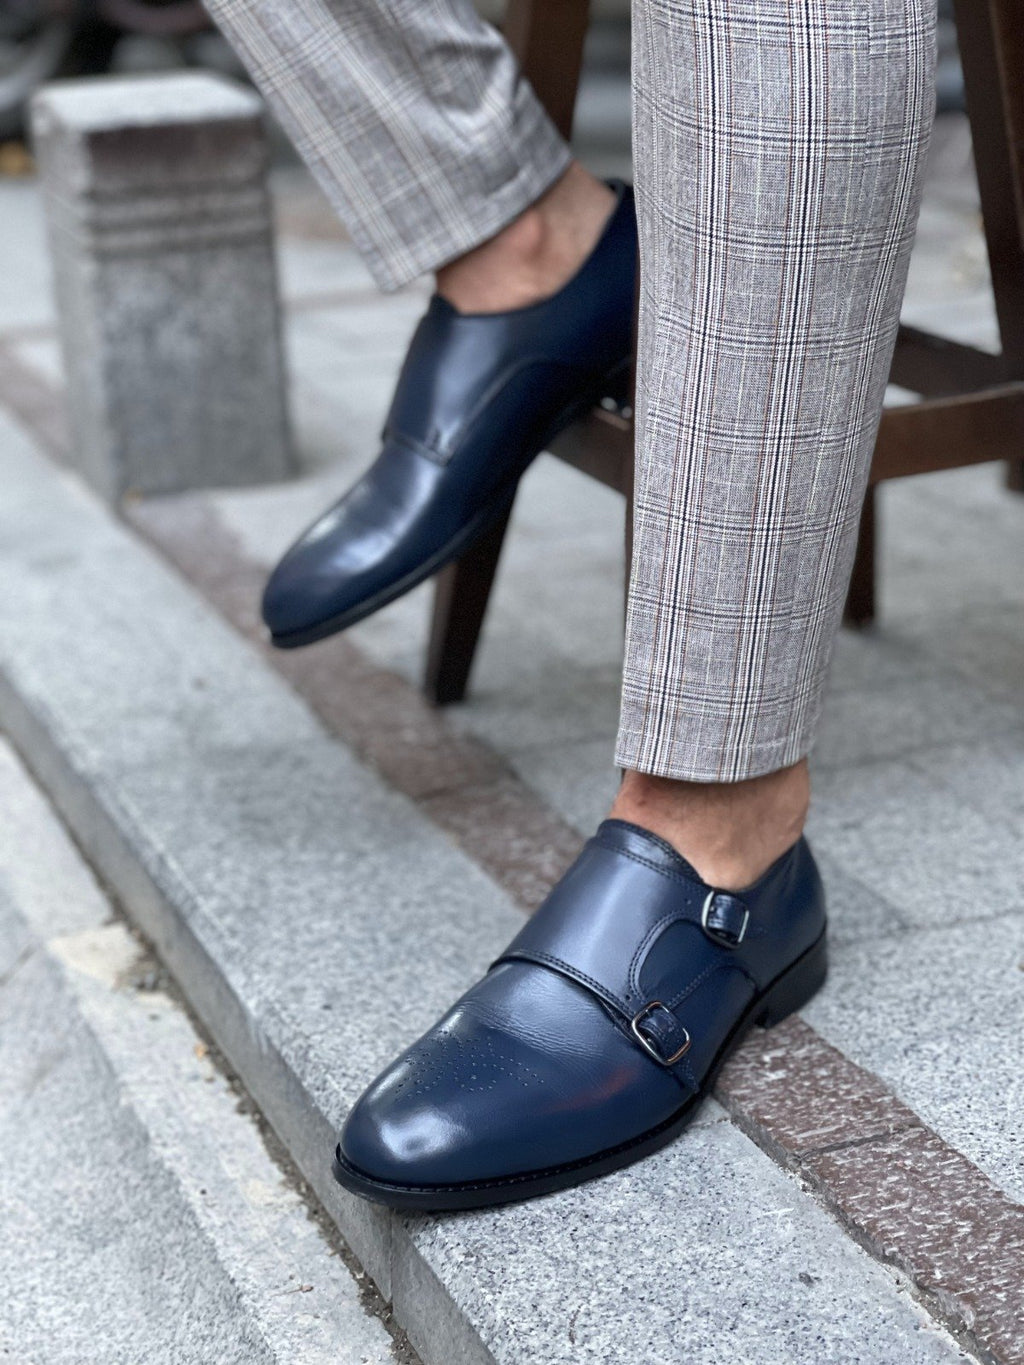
[626,905,757,998]
[679,1057,700,1091]
[662,959,721,1012]
[382,427,454,467]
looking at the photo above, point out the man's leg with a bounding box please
[205,0,614,309]
[613,0,937,889]
[202,0,578,293]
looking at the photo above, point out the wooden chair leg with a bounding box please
[423,505,515,705]
[955,0,1024,509]
[420,0,592,707]
[843,486,877,628]
[505,0,592,140]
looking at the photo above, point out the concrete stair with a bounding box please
[0,739,397,1365]
[0,407,969,1364]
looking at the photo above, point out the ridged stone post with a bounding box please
[31,72,294,501]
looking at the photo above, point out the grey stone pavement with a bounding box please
[0,98,1021,1364]
[0,740,399,1365]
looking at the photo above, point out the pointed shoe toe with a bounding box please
[333,820,828,1211]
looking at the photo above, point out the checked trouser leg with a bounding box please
[617,0,936,780]
[201,0,572,293]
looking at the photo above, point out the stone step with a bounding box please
[0,408,967,1365]
[0,739,397,1365]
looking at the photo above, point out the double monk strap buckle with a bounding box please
[630,1001,692,1066]
[701,890,750,947]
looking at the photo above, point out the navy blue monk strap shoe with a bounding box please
[262,183,637,648]
[333,819,828,1211]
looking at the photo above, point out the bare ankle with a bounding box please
[436,162,616,313]
[608,761,811,892]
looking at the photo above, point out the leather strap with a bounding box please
[493,833,752,1070]
[497,941,703,1073]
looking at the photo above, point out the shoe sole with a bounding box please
[268,359,633,650]
[331,928,828,1211]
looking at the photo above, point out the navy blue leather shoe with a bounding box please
[333,819,827,1210]
[262,184,636,647]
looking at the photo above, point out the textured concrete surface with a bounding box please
[0,412,973,1365]
[803,911,1024,1207]
[806,759,1024,931]
[721,1018,1024,1365]
[126,493,584,913]
[0,404,522,1305]
[0,180,55,333]
[405,1119,966,1365]
[0,741,395,1365]
[718,1018,919,1161]
[31,72,292,500]
[805,1129,1024,1365]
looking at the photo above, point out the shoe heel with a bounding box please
[756,933,828,1029]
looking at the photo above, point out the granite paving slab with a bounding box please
[803,911,1024,1207]
[0,740,397,1365]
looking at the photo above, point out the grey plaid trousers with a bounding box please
[205,0,936,782]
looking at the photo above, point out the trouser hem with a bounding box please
[613,725,816,784]
[365,131,574,292]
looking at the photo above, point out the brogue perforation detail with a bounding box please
[400,1031,546,1097]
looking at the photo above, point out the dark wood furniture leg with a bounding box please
[844,488,877,627]
[953,0,1024,493]
[423,0,592,705]
[423,505,515,705]
[845,0,1024,621]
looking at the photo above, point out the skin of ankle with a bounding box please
[608,761,811,893]
[435,161,616,313]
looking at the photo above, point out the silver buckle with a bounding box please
[701,891,749,947]
[630,1002,691,1066]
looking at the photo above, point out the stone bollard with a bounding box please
[30,72,294,501]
